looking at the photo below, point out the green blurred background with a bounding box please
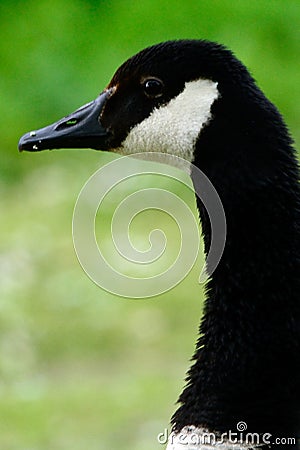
[1,1,300,449]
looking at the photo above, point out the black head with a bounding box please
[100,40,253,146]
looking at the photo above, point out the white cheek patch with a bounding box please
[116,79,219,165]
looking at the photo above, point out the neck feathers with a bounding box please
[171,89,300,441]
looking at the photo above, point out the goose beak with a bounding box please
[18,89,113,152]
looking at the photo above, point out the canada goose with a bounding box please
[19,40,300,449]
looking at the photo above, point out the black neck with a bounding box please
[171,94,300,444]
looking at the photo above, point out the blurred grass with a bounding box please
[1,0,300,449]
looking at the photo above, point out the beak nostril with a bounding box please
[65,119,78,127]
[66,119,78,126]
[56,118,79,131]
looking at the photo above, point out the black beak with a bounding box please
[18,89,113,152]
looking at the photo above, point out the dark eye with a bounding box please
[143,78,164,98]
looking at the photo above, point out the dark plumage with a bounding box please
[19,40,300,449]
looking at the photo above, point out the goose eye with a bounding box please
[143,78,164,98]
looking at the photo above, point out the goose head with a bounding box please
[18,40,258,172]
